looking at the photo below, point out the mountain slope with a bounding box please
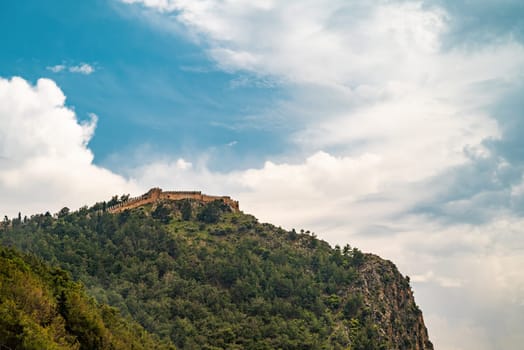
[1,196,433,349]
[0,245,174,350]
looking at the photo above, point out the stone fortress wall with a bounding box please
[107,188,239,214]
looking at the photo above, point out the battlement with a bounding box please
[107,188,239,214]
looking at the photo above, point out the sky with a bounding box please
[1,0,524,348]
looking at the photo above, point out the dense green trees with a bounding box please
[0,246,174,350]
[0,199,428,349]
[197,200,230,223]
[180,200,192,221]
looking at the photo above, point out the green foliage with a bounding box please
[197,200,230,223]
[152,204,171,224]
[57,207,70,218]
[180,200,192,221]
[0,246,174,350]
[0,198,428,349]
[343,294,364,319]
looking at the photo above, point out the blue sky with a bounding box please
[0,0,289,170]
[1,1,524,349]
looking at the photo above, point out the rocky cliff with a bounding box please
[350,255,433,349]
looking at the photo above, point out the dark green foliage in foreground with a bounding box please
[0,246,174,350]
[1,199,431,349]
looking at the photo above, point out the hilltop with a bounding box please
[106,188,239,213]
[1,190,433,349]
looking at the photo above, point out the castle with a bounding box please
[107,188,239,214]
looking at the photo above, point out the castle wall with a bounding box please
[160,191,203,201]
[107,188,239,213]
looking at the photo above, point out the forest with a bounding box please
[0,198,431,349]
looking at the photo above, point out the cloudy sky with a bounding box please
[1,0,524,348]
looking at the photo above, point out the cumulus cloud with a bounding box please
[0,77,138,217]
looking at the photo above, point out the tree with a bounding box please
[351,248,364,266]
[180,200,192,221]
[152,204,170,224]
[108,196,119,207]
[197,200,228,224]
[58,207,70,218]
[343,294,363,319]
[2,215,9,231]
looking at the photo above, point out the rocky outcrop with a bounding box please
[350,254,433,349]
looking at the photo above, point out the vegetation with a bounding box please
[1,198,432,349]
[0,245,173,350]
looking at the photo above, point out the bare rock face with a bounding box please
[350,254,433,350]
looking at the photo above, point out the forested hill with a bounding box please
[1,197,433,349]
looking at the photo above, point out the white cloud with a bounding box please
[69,63,95,75]
[123,1,447,86]
[411,271,463,288]
[0,77,138,217]
[121,0,524,195]
[122,0,177,12]
[46,64,66,73]
[128,151,524,350]
[46,63,96,75]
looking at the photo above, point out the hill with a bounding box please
[1,191,433,349]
